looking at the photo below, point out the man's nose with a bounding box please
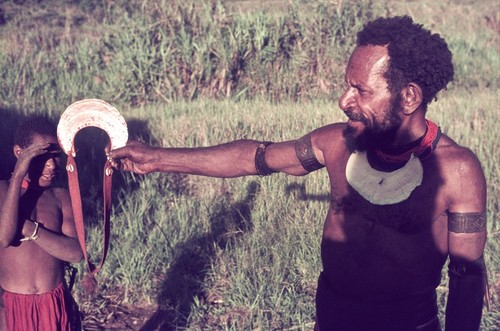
[338,88,354,112]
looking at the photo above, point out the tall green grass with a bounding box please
[0,0,386,109]
[0,0,498,329]
[2,0,497,112]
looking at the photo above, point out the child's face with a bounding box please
[26,134,62,188]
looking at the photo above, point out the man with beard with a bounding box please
[108,16,488,331]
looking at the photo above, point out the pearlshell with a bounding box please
[345,151,423,205]
[57,99,128,156]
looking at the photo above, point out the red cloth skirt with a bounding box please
[2,283,80,331]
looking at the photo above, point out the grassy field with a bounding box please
[0,0,498,330]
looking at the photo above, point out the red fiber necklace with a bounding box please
[373,120,441,164]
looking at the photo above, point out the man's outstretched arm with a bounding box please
[109,132,325,178]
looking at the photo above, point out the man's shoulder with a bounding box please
[312,122,348,154]
[432,134,485,195]
[434,134,481,166]
[313,122,347,142]
[432,135,486,213]
[315,122,347,133]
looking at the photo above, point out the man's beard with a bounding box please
[343,94,403,152]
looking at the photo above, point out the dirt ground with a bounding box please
[75,282,160,331]
[80,300,158,330]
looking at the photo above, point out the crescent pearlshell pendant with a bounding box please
[345,150,423,205]
[57,99,128,157]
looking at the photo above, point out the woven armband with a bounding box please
[255,142,277,176]
[448,211,487,233]
[295,134,324,172]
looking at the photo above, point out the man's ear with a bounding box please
[401,83,423,115]
[13,145,22,158]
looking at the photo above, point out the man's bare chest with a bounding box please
[327,161,447,235]
[331,189,436,234]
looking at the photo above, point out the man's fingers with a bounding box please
[109,158,124,171]
[107,146,127,160]
[104,142,112,156]
[108,139,146,160]
[108,139,139,158]
[105,139,152,174]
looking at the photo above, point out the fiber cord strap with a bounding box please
[67,154,112,293]
[101,160,112,274]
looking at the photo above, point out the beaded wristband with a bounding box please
[20,220,40,242]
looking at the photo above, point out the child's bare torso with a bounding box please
[0,187,66,294]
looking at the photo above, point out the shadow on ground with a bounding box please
[285,182,329,202]
[135,181,260,331]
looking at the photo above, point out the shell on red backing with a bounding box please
[57,99,128,157]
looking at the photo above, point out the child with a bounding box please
[0,116,83,330]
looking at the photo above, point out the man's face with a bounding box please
[25,134,62,188]
[339,45,403,149]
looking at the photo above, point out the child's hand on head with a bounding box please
[13,142,52,178]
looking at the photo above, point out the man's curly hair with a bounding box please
[14,115,57,148]
[357,16,454,108]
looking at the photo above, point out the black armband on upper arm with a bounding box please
[294,134,324,173]
[448,211,487,233]
[255,142,277,176]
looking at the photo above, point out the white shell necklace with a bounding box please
[345,150,423,205]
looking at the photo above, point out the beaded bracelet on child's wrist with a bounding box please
[20,220,40,242]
